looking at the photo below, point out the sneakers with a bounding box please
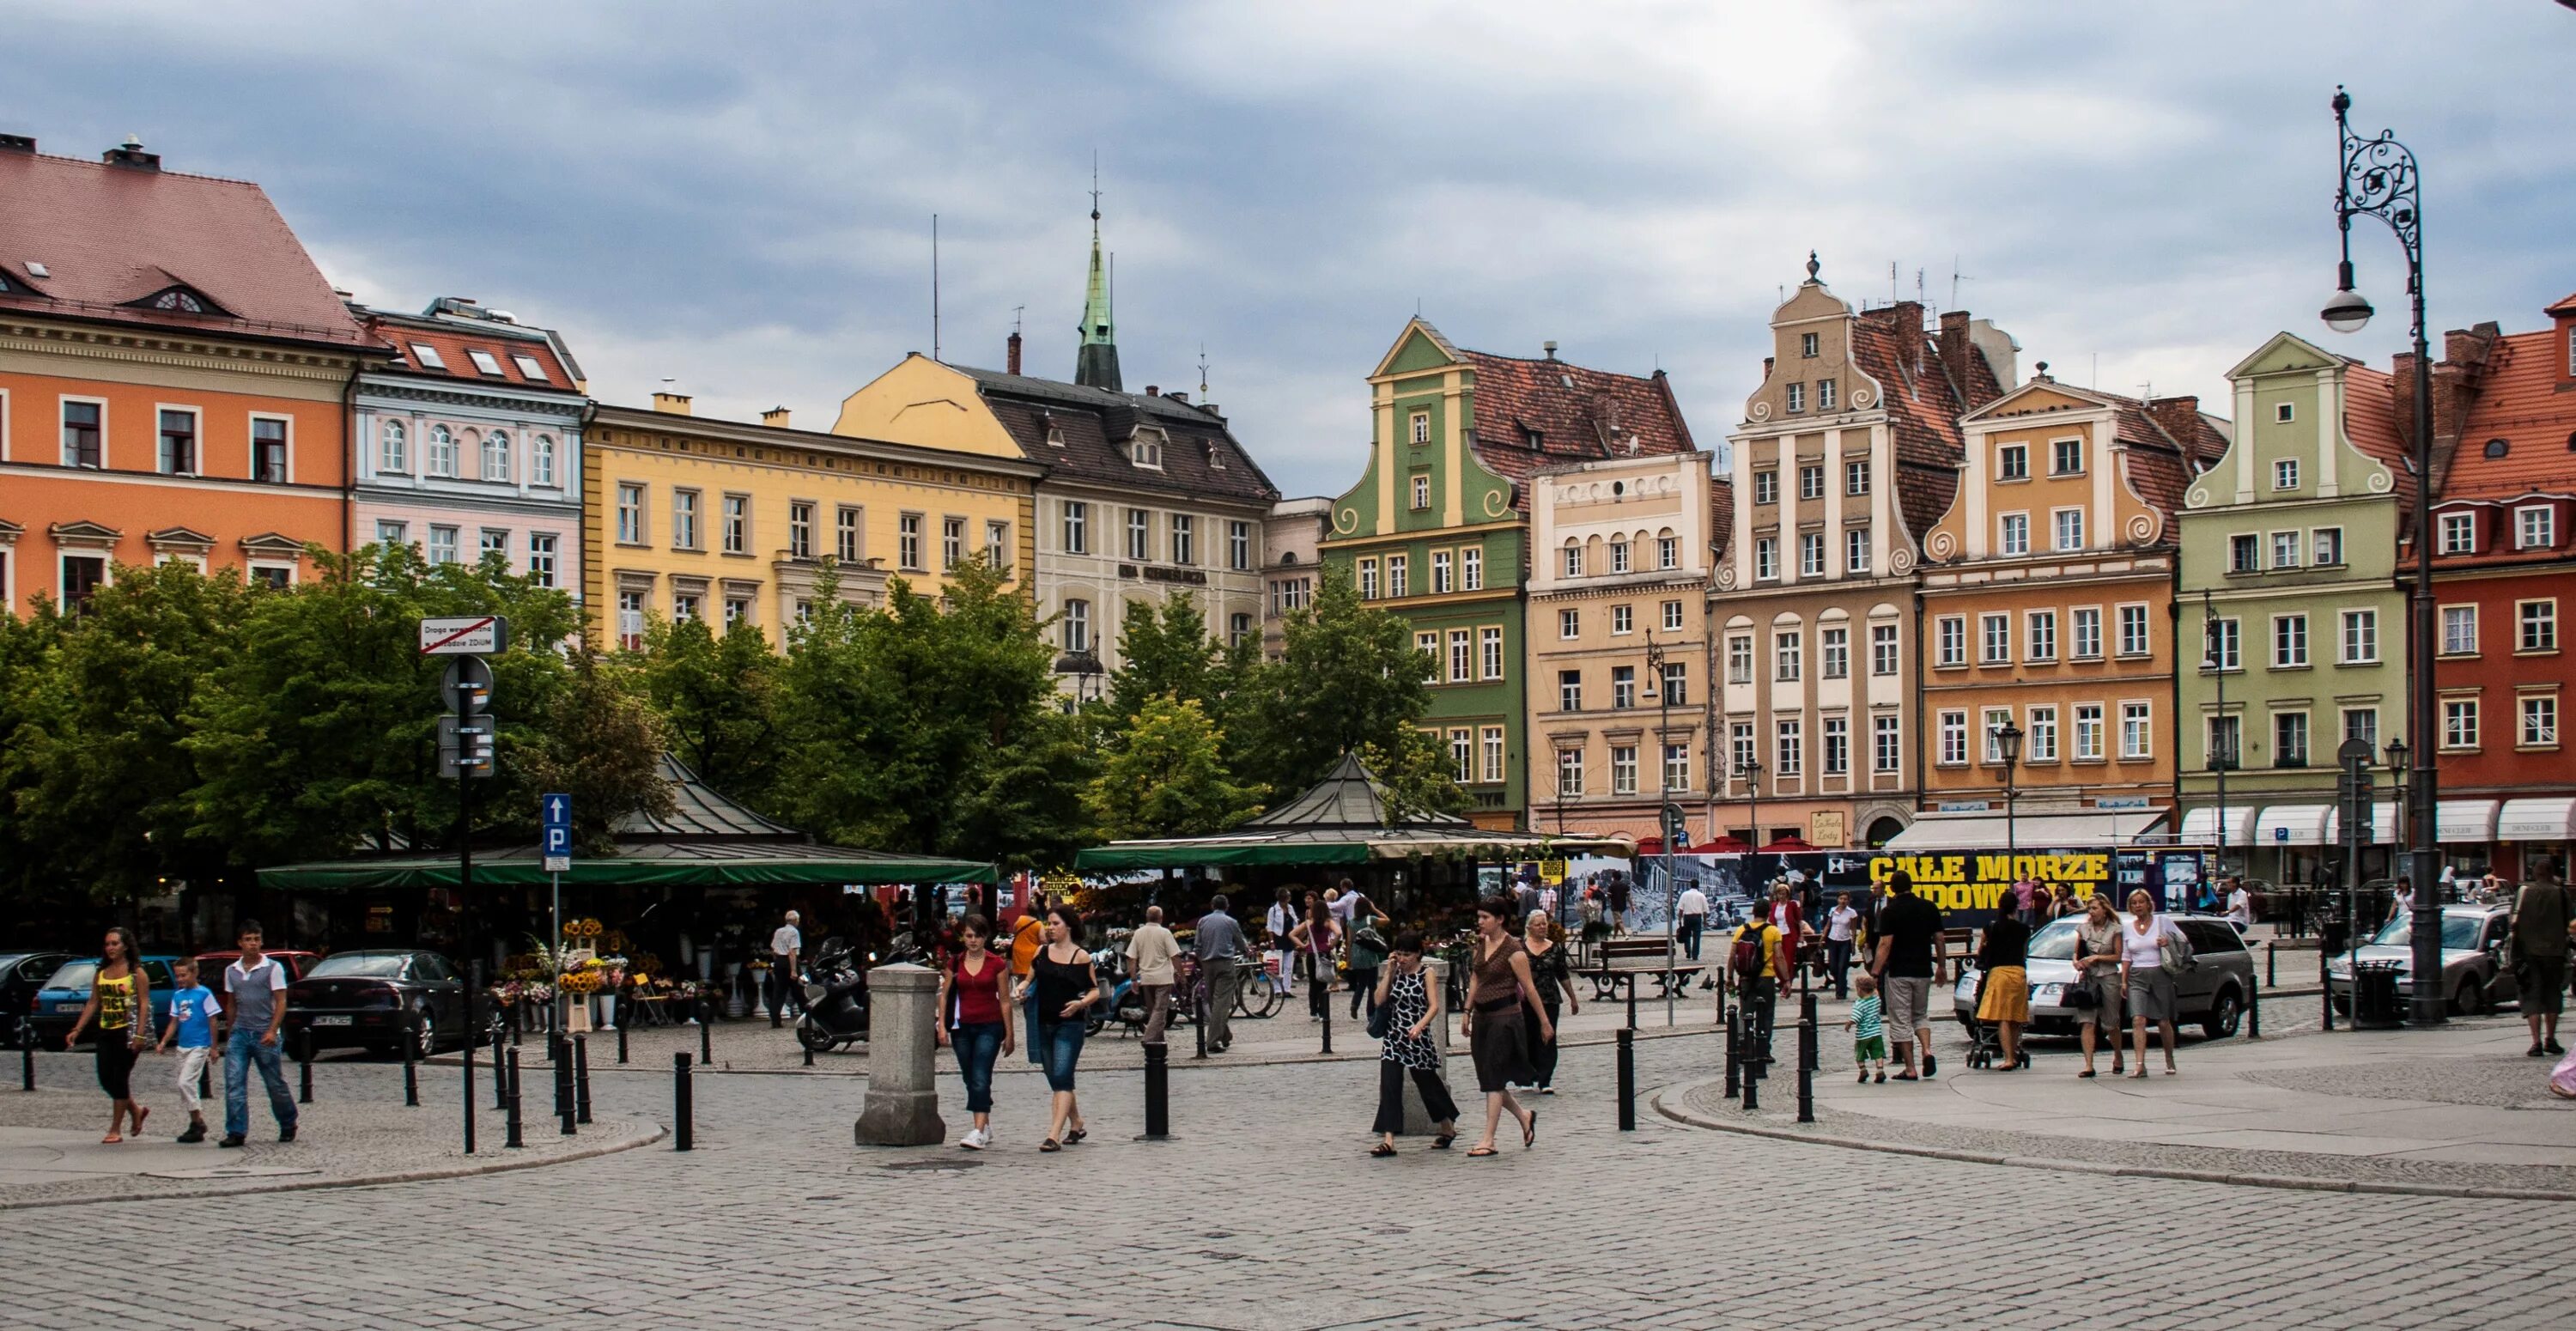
[176,1122,206,1145]
[958,1127,988,1151]
[278,1124,296,1144]
[218,1134,246,1149]
[2533,1043,2549,1058]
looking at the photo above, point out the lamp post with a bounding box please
[2324,86,2443,1025]
[2202,590,2232,878]
[1993,721,2026,860]
[1052,647,1103,710]
[2385,736,2410,903]
[1646,636,1679,1028]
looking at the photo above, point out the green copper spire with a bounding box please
[1074,176,1121,392]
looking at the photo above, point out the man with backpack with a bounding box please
[1728,911,1786,1062]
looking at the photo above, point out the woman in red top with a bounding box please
[934,915,1015,1151]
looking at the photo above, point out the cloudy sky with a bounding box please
[12,3,2571,496]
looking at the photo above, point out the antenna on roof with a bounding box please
[931,213,941,362]
[1013,305,1024,338]
[1890,260,1899,307]
[1198,342,1210,399]
[2138,380,2155,402]
[1950,256,1972,312]
[1915,268,1925,308]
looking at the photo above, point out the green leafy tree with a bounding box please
[1105,594,1218,723]
[520,647,676,853]
[1234,567,1434,799]
[1358,726,1470,824]
[1088,695,1266,840]
[0,600,68,907]
[634,612,783,803]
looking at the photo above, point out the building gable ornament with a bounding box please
[238,532,307,557]
[145,526,217,554]
[47,520,122,550]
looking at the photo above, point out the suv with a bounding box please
[1953,914,2255,1042]
[2324,903,2517,1015]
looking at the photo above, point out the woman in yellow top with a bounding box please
[62,927,152,1143]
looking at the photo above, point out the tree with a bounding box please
[1233,567,1434,799]
[520,647,676,853]
[1105,594,1218,723]
[1087,695,1266,841]
[633,612,782,805]
[1359,726,1471,823]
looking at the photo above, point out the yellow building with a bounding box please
[583,392,1042,647]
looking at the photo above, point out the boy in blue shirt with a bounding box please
[155,957,223,1143]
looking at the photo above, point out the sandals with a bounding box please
[1065,1126,1087,1145]
[1466,1145,1499,1158]
[1522,1110,1538,1149]
[1369,1142,1398,1158]
[1039,1138,1062,1152]
[1432,1133,1455,1150]
[131,1106,149,1136]
[100,1133,123,1145]
[2079,1069,2097,1079]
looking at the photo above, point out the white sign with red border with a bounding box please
[420,616,507,656]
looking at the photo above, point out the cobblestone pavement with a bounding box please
[5,1021,2573,1329]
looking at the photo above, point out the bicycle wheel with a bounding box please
[1235,981,1279,1019]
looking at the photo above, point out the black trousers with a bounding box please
[1373,1059,1459,1133]
[1308,968,1333,1019]
[1533,996,1562,1088]
[1348,968,1379,1018]
[1740,976,1777,1063]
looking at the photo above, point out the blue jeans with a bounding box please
[951,1021,1003,1114]
[1036,1020,1084,1092]
[224,1028,296,1139]
[1023,984,1044,1064]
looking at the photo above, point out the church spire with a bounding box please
[1074,165,1121,392]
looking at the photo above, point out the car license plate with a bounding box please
[312,1015,352,1027]
[55,1001,82,1012]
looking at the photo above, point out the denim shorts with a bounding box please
[1036,1020,1085,1092]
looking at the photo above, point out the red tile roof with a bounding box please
[1710,477,1735,562]
[1458,352,1696,509]
[0,145,367,348]
[1846,306,2000,544]
[2342,362,2409,469]
[2445,329,2576,502]
[364,313,578,393]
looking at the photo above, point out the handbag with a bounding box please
[1367,1000,1394,1041]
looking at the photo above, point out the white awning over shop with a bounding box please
[2497,798,2576,842]
[2178,805,2258,847]
[2251,805,2333,847]
[2437,799,2500,844]
[1882,809,2170,850]
[2323,802,2399,847]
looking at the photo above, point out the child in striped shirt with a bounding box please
[1846,972,1886,1084]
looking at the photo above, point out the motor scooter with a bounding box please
[795,940,870,1052]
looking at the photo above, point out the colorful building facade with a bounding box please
[1261,496,1332,659]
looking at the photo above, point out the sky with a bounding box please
[10,2,2573,498]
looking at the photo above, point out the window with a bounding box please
[1558,670,1583,711]
[528,533,556,588]
[428,426,458,477]
[1431,550,1453,594]
[2275,402,2295,423]
[1613,605,1633,635]
[479,528,509,562]
[1657,599,1682,633]
[1131,434,1163,469]
[2342,708,2377,749]
[379,419,406,473]
[1812,376,1837,410]
[1998,514,2029,556]
[1229,520,1252,571]
[1415,630,1438,661]
[898,514,923,569]
[1799,465,1825,500]
[1937,711,1967,766]
[1753,538,1778,580]
[2522,599,2559,652]
[1386,554,1406,598]
[939,516,963,568]
[1229,612,1252,647]
[1557,748,1585,796]
[482,429,511,482]
[2050,439,2083,475]
[1480,627,1504,680]
[1271,577,1310,615]
[1613,666,1637,709]
[408,343,446,370]
[672,490,702,550]
[1800,331,1819,358]
[1773,630,1801,681]
[242,562,292,590]
[2445,698,2479,750]
[252,417,288,483]
[1481,727,1505,784]
[2120,703,2151,759]
[2075,704,2105,761]
[1799,532,1825,576]
[671,593,701,623]
[2026,611,2057,662]
[2341,610,2379,663]
[465,349,504,376]
[1753,471,1778,505]
[2519,506,2557,550]
[1449,730,1473,782]
[723,495,750,555]
[1871,623,1899,676]
[2207,617,2240,671]
[1610,540,1631,574]
[1979,613,2009,664]
[2117,605,2149,658]
[616,591,645,652]
[836,507,861,562]
[1410,474,1430,511]
[1775,719,1802,775]
[1661,660,1687,706]
[1980,708,2013,763]
[1732,723,1757,778]
[987,520,1010,570]
[1447,629,1471,684]
[2270,532,2300,569]
[1820,626,1849,679]
[2312,527,2342,566]
[1997,443,2028,480]
[157,408,196,474]
[1410,412,1431,446]
[724,596,750,629]
[512,354,549,382]
[2054,508,2084,552]
[617,483,646,543]
[1559,608,1580,640]
[2230,533,2260,573]
[1664,742,1692,790]
[2027,706,2058,762]
[1728,634,1753,684]
[1873,717,1900,772]
[2073,607,2104,659]
[1562,542,1583,579]
[1358,559,1378,599]
[1170,514,1195,566]
[2273,614,2308,667]
[1785,382,1805,413]
[1657,535,1678,570]
[1061,501,1088,555]
[1461,547,1483,590]
[1610,745,1638,795]
[2207,715,2240,770]
[1935,616,1966,667]
[1819,718,1848,776]
[1127,509,1151,561]
[2273,459,2300,490]
[1845,526,1871,574]
[428,526,459,565]
[1061,599,1091,653]
[2274,712,2310,769]
[374,520,409,547]
[2440,513,2476,554]
[2524,696,2560,748]
[1845,459,1869,495]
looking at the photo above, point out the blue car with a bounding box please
[25,955,180,1048]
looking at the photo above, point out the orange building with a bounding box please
[1906,372,2228,848]
[0,133,374,613]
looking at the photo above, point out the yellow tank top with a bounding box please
[95,971,135,1030]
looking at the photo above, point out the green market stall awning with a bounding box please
[258,756,996,890]
[1074,753,1633,872]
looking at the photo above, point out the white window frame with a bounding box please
[2273,458,2300,490]
[2026,609,2057,663]
[1613,605,1633,635]
[155,403,201,477]
[1479,626,1504,681]
[246,412,294,484]
[2518,505,2556,550]
[1873,715,1901,772]
[1820,625,1849,680]
[2072,606,2104,660]
[2444,698,2479,751]
[2341,609,2379,664]
[1870,623,1899,677]
[1461,547,1482,590]
[2439,512,2476,555]
[1754,538,1777,580]
[2026,705,2058,763]
[2052,507,2084,552]
[2120,702,2152,760]
[1996,442,2028,481]
[2272,613,2309,668]
[378,417,406,474]
[2440,604,2478,656]
[59,394,108,469]
[2116,603,2150,659]
[1998,513,2029,556]
[1559,608,1580,641]
[2074,703,2105,762]
[2522,695,2560,749]
[1662,599,1684,632]
[1979,612,2009,665]
[1845,459,1869,495]
[1935,616,1966,667]
[1937,711,1967,767]
[1845,526,1870,574]
[2521,599,2560,653]
[617,483,647,544]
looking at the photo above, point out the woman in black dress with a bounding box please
[1461,896,1550,1157]
[1522,909,1578,1093]
[1367,932,1459,1156]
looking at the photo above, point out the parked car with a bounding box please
[2324,904,2516,1016]
[282,949,470,1059]
[1953,915,2255,1042]
[0,951,76,1045]
[192,949,319,1018]
[24,955,182,1048]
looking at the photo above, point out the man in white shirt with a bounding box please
[1674,883,1710,960]
[769,910,803,1024]
[1125,906,1182,1044]
[1264,889,1299,996]
[2224,878,2255,933]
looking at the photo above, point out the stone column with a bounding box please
[853,963,945,1146]
[1401,957,1457,1136]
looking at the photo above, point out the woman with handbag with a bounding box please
[1522,909,1578,1094]
[1018,905,1104,1152]
[61,926,152,1144]
[1288,890,1340,1024]
[1368,932,1460,1155]
[2117,888,2185,1078]
[2071,895,2125,1078]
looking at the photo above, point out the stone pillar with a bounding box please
[1401,957,1457,1136]
[853,963,945,1146]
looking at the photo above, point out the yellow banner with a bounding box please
[1867,851,2112,914]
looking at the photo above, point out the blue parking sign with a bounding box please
[541,792,573,859]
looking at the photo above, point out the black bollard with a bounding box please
[1625,978,1637,1030]
[769,969,782,1029]
[1140,1040,1170,1140]
[510,1000,522,1047]
[698,999,713,1066]
[1192,985,1208,1061]
[402,1012,421,1108]
[21,1024,33,1092]
[1796,994,1816,1124]
[804,1030,815,1068]
[1741,1054,1759,1110]
[673,1052,694,1151]
[2246,968,2263,1041]
[492,1026,509,1110]
[1723,1007,1741,1098]
[555,1036,576,1136]
[1616,1025,1636,1131]
[1320,997,1332,1055]
[461,1024,477,1155]
[298,1046,313,1105]
[617,1014,629,1065]
[2320,943,2334,1032]
[504,1048,525,1148]
[574,1034,592,1126]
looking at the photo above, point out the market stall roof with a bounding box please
[257,756,995,890]
[1072,753,1633,871]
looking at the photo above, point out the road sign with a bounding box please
[420,616,507,656]
[541,792,573,867]
[442,656,495,716]
[2274,825,2289,842]
[438,715,495,778]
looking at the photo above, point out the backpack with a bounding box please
[1730,925,1771,979]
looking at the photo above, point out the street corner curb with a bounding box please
[0,1116,666,1211]
[1646,1078,2576,1204]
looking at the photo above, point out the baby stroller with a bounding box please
[1960,967,2030,1070]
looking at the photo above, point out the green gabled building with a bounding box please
[1322,319,1697,829]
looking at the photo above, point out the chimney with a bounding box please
[2145,395,2205,454]
[1762,355,1775,381]
[1005,330,1023,376]
[0,133,33,154]
[101,136,160,171]
[1543,340,1559,361]
[1145,385,1159,397]
[1166,391,1188,404]
[762,405,792,428]
[1937,310,1976,403]
[651,392,692,416]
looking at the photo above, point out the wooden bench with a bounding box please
[1937,928,1978,983]
[1585,937,1706,1001]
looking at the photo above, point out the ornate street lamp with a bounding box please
[2202,589,2233,878]
[1993,721,2026,860]
[1051,647,1103,708]
[2326,86,2443,1025]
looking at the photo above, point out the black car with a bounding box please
[0,951,76,1045]
[283,950,470,1059]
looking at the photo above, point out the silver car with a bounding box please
[1953,914,2257,1042]
[2324,904,2518,1016]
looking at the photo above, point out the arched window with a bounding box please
[380,419,406,473]
[428,426,457,477]
[483,429,512,482]
[532,435,557,487]
[1561,538,1583,579]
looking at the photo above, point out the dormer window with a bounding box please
[2483,438,2509,459]
[1131,433,1163,469]
[1045,425,1066,448]
[409,343,447,370]
[512,354,549,382]
[1206,441,1225,470]
[131,284,222,315]
[1522,425,1542,448]
[465,349,505,377]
